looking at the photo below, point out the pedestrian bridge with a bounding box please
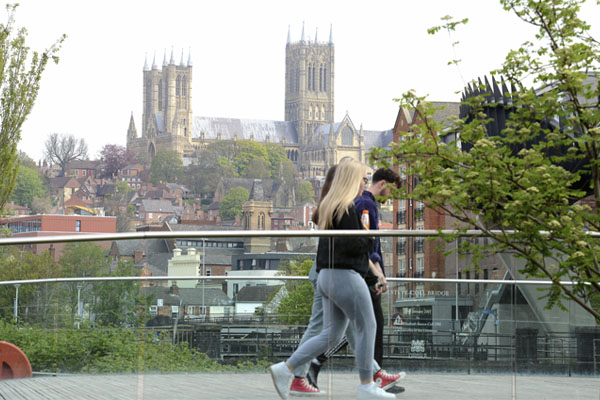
[0,230,599,399]
[0,372,598,399]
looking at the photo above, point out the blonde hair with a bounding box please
[317,159,366,230]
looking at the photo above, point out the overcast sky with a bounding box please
[12,0,599,162]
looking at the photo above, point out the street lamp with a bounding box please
[13,284,21,321]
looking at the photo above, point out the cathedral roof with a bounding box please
[314,122,342,138]
[363,129,394,151]
[192,116,298,145]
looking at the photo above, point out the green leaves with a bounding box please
[220,186,250,220]
[374,0,600,319]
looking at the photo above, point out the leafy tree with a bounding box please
[296,180,315,204]
[275,257,314,325]
[30,195,51,214]
[246,156,270,179]
[199,140,299,181]
[220,186,249,220]
[370,0,600,319]
[9,165,45,208]
[0,248,62,324]
[43,133,88,177]
[59,242,110,325]
[150,149,183,184]
[92,260,146,327]
[0,5,64,211]
[17,151,37,169]
[98,144,136,178]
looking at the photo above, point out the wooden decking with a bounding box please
[0,372,598,399]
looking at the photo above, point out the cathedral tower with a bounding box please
[285,24,335,153]
[139,48,193,158]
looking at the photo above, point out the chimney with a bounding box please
[134,250,144,263]
[48,245,56,261]
[170,284,179,296]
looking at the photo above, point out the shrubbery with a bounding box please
[0,320,265,373]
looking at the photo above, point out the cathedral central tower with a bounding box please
[285,24,335,155]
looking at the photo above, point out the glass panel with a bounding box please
[1,233,599,398]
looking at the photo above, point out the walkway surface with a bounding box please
[0,372,598,399]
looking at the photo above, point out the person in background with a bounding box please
[268,159,395,400]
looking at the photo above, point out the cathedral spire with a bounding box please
[329,24,333,46]
[169,46,175,65]
[314,27,318,43]
[151,51,157,70]
[180,48,185,67]
[286,25,291,46]
[301,22,305,44]
[127,112,137,139]
[162,49,167,67]
[143,53,149,71]
[187,47,192,67]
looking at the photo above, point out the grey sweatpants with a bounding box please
[287,268,376,380]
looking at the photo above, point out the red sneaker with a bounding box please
[290,377,321,396]
[373,369,406,390]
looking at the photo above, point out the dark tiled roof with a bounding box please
[142,286,233,306]
[141,199,175,213]
[235,285,282,302]
[67,160,100,170]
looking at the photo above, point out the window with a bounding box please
[414,238,424,253]
[206,268,211,276]
[75,220,81,232]
[341,126,353,146]
[416,257,424,275]
[398,258,405,275]
[396,238,406,255]
[397,210,406,225]
[158,79,163,110]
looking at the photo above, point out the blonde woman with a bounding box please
[269,159,394,400]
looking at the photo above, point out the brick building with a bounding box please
[0,214,117,258]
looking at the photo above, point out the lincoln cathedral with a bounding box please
[127,24,392,177]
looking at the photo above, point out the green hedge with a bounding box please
[0,320,266,373]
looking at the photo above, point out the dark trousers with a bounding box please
[370,290,384,367]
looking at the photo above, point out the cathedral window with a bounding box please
[312,65,316,92]
[342,126,353,146]
[158,79,163,111]
[182,76,187,96]
[308,66,312,91]
[176,75,181,96]
[295,69,300,94]
[323,67,327,91]
[319,66,323,91]
[145,79,152,115]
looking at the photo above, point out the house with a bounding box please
[109,237,173,285]
[2,203,30,216]
[118,164,145,191]
[143,285,233,321]
[66,160,101,179]
[234,284,283,317]
[49,176,80,203]
[139,199,182,224]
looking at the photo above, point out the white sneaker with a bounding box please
[269,361,294,399]
[357,382,396,399]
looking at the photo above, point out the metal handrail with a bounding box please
[1,228,600,246]
[0,275,584,287]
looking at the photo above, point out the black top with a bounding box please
[316,204,374,276]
